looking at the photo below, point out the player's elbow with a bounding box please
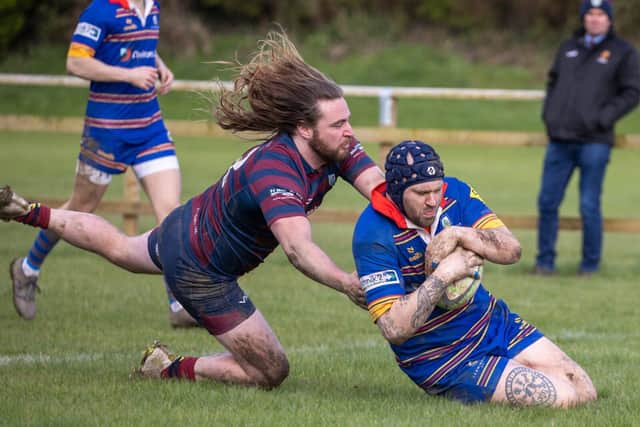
[377,315,412,345]
[493,235,522,265]
[384,331,410,346]
[504,239,522,264]
[281,241,304,270]
[66,56,79,76]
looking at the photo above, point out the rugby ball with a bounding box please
[436,265,483,310]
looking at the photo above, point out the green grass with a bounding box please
[1,130,640,426]
[1,31,640,425]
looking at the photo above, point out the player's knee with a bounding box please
[260,352,290,389]
[579,382,597,403]
[555,381,599,408]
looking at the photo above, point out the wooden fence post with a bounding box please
[123,168,139,235]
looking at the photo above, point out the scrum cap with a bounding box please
[385,140,444,213]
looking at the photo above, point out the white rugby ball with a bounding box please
[437,265,483,310]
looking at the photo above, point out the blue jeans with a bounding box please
[536,141,611,272]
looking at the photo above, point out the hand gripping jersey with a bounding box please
[179,133,376,281]
[68,0,168,144]
[352,178,539,392]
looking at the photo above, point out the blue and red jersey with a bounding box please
[352,179,538,391]
[180,133,376,280]
[68,0,167,143]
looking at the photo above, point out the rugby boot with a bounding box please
[0,186,31,220]
[9,257,40,320]
[168,308,199,328]
[135,340,178,378]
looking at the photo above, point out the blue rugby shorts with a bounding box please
[147,206,257,336]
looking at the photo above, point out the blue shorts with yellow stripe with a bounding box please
[78,124,176,176]
[412,299,544,404]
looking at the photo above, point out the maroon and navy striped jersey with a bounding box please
[181,133,376,280]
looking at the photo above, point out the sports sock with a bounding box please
[24,229,61,273]
[161,357,198,381]
[165,281,187,312]
[14,203,51,229]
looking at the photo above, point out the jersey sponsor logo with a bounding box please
[74,22,101,41]
[120,48,155,62]
[469,186,485,202]
[120,48,132,62]
[269,187,302,203]
[360,270,400,291]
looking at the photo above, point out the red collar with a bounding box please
[370,181,448,230]
[109,0,130,8]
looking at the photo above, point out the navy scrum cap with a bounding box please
[580,0,613,21]
[385,140,444,213]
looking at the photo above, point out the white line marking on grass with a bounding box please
[3,332,635,367]
[0,338,386,367]
[0,352,131,366]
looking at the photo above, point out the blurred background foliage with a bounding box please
[3,0,640,61]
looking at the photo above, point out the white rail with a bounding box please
[0,73,544,127]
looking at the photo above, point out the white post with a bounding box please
[379,88,394,127]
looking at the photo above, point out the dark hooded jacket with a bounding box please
[542,28,640,144]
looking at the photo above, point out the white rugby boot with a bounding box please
[0,186,31,220]
[9,257,40,320]
[135,340,178,379]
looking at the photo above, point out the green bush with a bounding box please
[3,0,640,58]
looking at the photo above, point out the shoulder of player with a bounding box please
[81,0,120,23]
[251,139,304,173]
[353,205,396,244]
[443,176,470,195]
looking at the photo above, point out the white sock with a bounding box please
[21,258,40,277]
[169,300,184,313]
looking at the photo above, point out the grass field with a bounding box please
[1,130,639,426]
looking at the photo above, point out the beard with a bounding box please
[309,130,350,163]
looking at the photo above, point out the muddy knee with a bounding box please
[259,352,289,389]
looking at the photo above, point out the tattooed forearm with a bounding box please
[472,228,521,264]
[377,313,399,340]
[411,275,448,328]
[377,275,448,344]
[505,367,557,406]
[477,229,502,248]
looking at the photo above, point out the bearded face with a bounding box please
[308,98,353,163]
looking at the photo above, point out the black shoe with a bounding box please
[530,266,555,276]
[577,269,597,278]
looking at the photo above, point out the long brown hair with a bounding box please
[215,30,343,138]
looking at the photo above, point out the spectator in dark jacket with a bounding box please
[534,0,640,276]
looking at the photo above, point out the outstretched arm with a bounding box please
[271,216,365,308]
[376,248,482,345]
[352,166,385,200]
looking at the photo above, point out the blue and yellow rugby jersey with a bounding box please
[352,178,516,390]
[68,0,167,143]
